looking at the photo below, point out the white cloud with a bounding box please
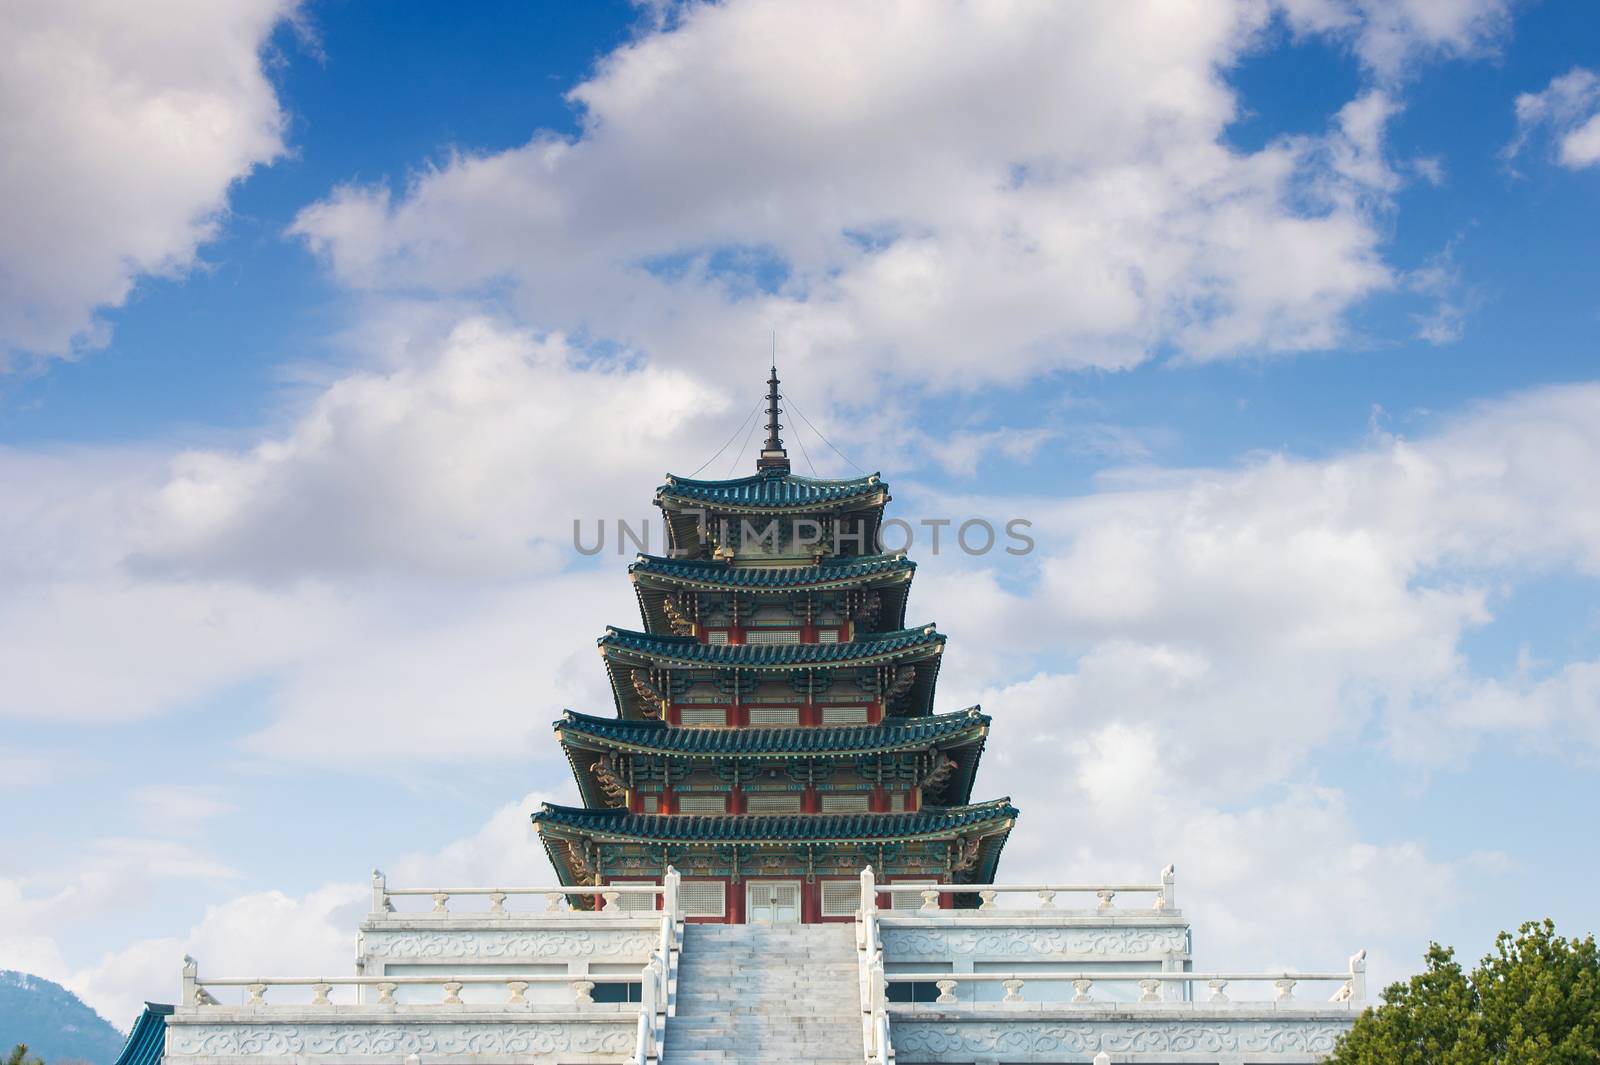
[51,792,552,1025]
[1277,0,1511,80]
[0,0,297,364]
[290,0,1413,388]
[130,786,239,836]
[918,383,1600,784]
[71,883,364,1027]
[1508,67,1600,171]
[0,319,717,730]
[133,318,721,581]
[978,687,1489,984]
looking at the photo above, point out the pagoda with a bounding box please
[533,364,1017,923]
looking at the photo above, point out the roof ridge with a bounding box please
[663,471,881,489]
[557,704,984,730]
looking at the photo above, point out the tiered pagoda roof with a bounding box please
[535,363,1016,918]
[599,624,942,664]
[656,471,887,510]
[598,624,945,719]
[555,707,991,808]
[535,798,1014,858]
[630,553,915,633]
[556,705,986,755]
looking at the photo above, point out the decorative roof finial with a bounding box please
[756,350,790,474]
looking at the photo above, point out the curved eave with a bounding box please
[558,707,989,809]
[598,625,945,719]
[557,706,983,755]
[532,799,1018,847]
[629,553,915,592]
[599,625,943,668]
[630,554,915,635]
[655,471,890,513]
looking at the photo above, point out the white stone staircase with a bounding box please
[663,923,862,1064]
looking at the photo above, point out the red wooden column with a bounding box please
[801,881,821,923]
[726,880,745,924]
[801,785,820,813]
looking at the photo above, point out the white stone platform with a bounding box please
[160,866,1362,1065]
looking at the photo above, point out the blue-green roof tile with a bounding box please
[556,706,987,755]
[657,470,887,508]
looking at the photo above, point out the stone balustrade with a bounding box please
[886,962,1366,1005]
[182,960,640,1008]
[168,897,680,1065]
[371,869,676,918]
[856,866,1365,1065]
[900,864,1177,913]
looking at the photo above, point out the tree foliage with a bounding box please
[1331,919,1600,1064]
[7,1046,45,1065]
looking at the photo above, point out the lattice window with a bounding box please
[610,880,657,913]
[744,792,802,814]
[705,630,730,646]
[638,794,660,813]
[821,880,859,917]
[677,794,727,814]
[681,880,726,918]
[888,792,908,812]
[821,705,868,724]
[679,708,726,726]
[746,628,801,645]
[748,706,799,726]
[889,880,936,910]
[820,792,871,813]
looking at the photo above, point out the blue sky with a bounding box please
[2,0,1598,1029]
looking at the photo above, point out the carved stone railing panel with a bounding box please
[164,1017,638,1063]
[362,926,659,964]
[880,923,1191,962]
[889,1013,1352,1063]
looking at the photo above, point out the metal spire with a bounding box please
[756,352,790,474]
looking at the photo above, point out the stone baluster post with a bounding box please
[860,865,877,918]
[1159,863,1176,911]
[664,865,681,920]
[371,870,390,916]
[1349,948,1368,1003]
[181,956,197,1009]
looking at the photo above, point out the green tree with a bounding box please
[6,1046,44,1065]
[1331,919,1600,1064]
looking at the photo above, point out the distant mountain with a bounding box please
[0,971,127,1065]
